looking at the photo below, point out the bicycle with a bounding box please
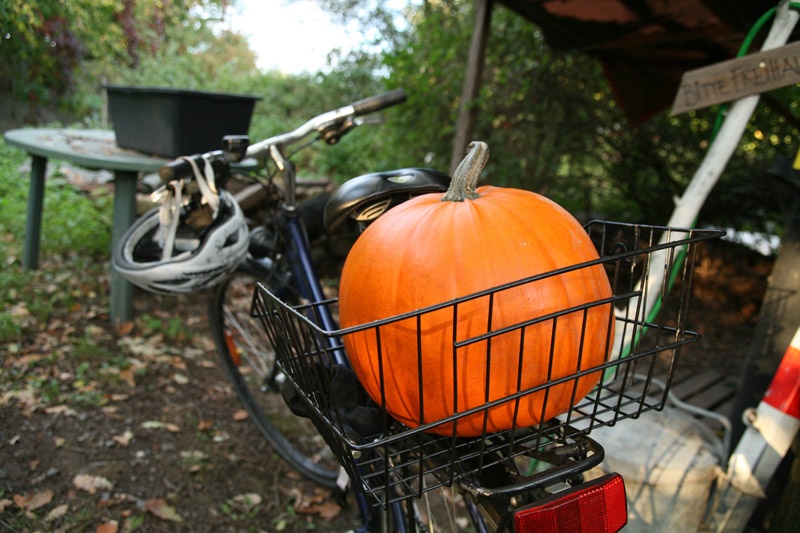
[113,3,800,526]
[142,91,724,532]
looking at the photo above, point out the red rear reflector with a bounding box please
[514,473,627,533]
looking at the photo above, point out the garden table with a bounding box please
[3,128,254,323]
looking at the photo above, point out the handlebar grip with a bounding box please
[159,158,194,183]
[351,89,407,116]
[158,150,229,183]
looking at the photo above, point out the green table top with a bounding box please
[3,128,258,174]
[4,128,170,173]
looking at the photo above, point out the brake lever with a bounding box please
[319,118,357,145]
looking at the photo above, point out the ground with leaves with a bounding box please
[0,257,362,533]
[0,227,775,532]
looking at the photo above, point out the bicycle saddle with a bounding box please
[324,168,451,234]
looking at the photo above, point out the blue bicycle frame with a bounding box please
[269,148,418,533]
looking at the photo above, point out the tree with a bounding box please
[314,0,797,234]
[0,0,252,117]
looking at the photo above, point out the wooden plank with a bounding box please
[671,40,800,115]
[450,0,493,174]
[669,370,726,401]
[687,378,739,412]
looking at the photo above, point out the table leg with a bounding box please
[23,155,47,270]
[110,170,138,323]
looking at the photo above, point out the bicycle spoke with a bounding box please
[209,264,340,488]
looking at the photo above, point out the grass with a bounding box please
[0,139,114,344]
[0,138,130,410]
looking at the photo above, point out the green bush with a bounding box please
[0,141,113,259]
[0,141,113,343]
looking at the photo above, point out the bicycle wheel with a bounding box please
[372,486,485,533]
[208,258,340,488]
[412,487,484,533]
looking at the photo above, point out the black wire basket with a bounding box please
[251,220,724,507]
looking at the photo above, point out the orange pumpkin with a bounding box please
[338,142,613,436]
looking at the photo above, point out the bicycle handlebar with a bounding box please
[158,89,407,183]
[351,89,407,116]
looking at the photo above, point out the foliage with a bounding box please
[2,0,797,238]
[0,0,249,115]
[367,0,797,233]
[0,142,113,259]
[0,141,114,344]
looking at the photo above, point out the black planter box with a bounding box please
[104,85,261,158]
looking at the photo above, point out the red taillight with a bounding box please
[514,473,627,533]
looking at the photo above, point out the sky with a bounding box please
[230,0,362,74]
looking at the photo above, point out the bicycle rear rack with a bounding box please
[251,220,724,508]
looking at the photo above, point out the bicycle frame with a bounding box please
[265,143,464,533]
[270,147,340,341]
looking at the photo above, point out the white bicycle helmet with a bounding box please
[113,156,248,295]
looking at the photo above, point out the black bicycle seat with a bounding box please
[324,168,451,234]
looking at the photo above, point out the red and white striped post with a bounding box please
[715,325,800,532]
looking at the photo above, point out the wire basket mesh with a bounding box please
[251,220,724,506]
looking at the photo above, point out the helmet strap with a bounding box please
[181,155,220,213]
[152,157,222,261]
[156,178,183,260]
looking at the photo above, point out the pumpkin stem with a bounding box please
[442,141,489,202]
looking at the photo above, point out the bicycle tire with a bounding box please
[208,258,341,488]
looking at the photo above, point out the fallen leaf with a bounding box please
[172,373,189,385]
[145,498,183,523]
[293,498,341,520]
[232,409,249,421]
[180,450,208,462]
[26,489,53,511]
[197,420,214,431]
[73,474,114,494]
[97,521,118,533]
[13,494,28,508]
[11,354,43,367]
[140,420,180,432]
[118,368,136,387]
[45,504,69,522]
[315,501,342,520]
[183,347,205,358]
[44,405,78,416]
[112,430,134,446]
[231,493,262,510]
[115,321,134,336]
[0,499,13,513]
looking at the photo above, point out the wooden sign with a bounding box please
[671,40,800,115]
